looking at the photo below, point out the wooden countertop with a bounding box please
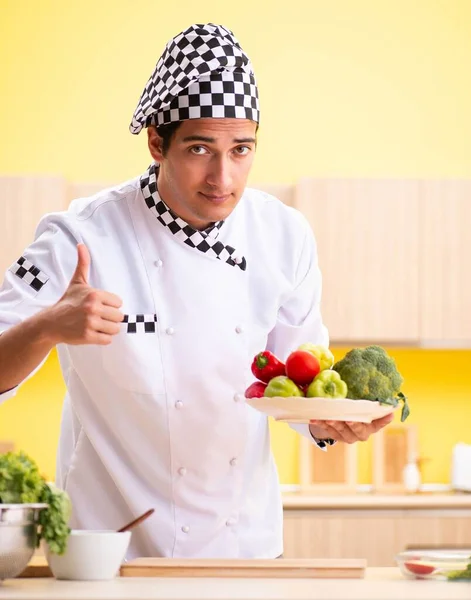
[1,569,470,599]
[282,492,471,510]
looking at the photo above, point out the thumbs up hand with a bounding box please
[69,243,91,286]
[49,244,124,346]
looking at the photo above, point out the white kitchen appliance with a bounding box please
[451,443,471,492]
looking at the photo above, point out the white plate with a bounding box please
[246,396,397,424]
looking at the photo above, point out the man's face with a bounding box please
[147,118,257,230]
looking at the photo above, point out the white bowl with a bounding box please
[45,530,131,581]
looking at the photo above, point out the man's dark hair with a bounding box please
[157,121,183,156]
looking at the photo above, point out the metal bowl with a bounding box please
[0,503,48,580]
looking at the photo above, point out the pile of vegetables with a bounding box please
[0,451,72,554]
[245,344,410,422]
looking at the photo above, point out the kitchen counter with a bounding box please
[1,569,470,599]
[282,492,471,510]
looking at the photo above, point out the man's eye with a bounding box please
[190,146,207,155]
[234,146,251,155]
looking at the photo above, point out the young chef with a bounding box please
[0,23,393,559]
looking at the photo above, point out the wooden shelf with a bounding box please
[283,492,471,509]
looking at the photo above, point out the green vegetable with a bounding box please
[306,370,348,399]
[447,558,471,580]
[264,375,304,397]
[332,345,410,422]
[0,451,44,503]
[0,451,71,555]
[38,482,72,555]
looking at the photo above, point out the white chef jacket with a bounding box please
[0,167,329,559]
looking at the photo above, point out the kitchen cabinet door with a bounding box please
[283,509,400,566]
[0,176,67,276]
[283,508,471,566]
[294,179,420,343]
[399,509,471,551]
[419,181,471,343]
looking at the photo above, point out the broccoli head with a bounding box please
[332,345,403,401]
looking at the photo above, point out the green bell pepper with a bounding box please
[264,376,304,398]
[298,343,334,371]
[306,370,348,399]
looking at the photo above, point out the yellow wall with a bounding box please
[1,348,470,483]
[1,2,471,481]
[1,0,471,184]
[0,351,65,481]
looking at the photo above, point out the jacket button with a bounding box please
[230,458,237,467]
[235,326,243,334]
[154,259,163,267]
[233,393,244,403]
[175,401,183,409]
[178,467,187,476]
[166,327,175,335]
[226,518,236,527]
[181,525,190,533]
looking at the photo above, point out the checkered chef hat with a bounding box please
[129,23,260,133]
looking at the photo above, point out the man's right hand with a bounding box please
[46,244,124,346]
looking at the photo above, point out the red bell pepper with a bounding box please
[251,351,286,383]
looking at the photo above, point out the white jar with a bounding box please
[403,460,421,493]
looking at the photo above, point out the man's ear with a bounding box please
[147,126,165,162]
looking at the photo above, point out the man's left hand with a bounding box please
[309,412,394,444]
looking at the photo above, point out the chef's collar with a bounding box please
[140,163,246,271]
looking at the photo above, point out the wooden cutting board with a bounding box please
[120,558,367,578]
[20,556,367,579]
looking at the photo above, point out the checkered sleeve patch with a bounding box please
[122,314,158,334]
[9,256,49,292]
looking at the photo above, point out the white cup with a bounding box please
[45,530,131,581]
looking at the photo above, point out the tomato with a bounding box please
[285,350,321,386]
[404,561,436,576]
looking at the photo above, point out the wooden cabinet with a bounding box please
[295,177,471,345]
[0,176,66,275]
[283,508,471,566]
[419,181,471,343]
[295,178,420,343]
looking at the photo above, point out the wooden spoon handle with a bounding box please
[117,508,155,533]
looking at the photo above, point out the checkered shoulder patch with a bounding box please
[9,256,49,292]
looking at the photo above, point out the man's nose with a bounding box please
[206,156,233,191]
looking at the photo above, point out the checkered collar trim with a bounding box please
[140,164,246,271]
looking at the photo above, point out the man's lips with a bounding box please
[200,192,232,203]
